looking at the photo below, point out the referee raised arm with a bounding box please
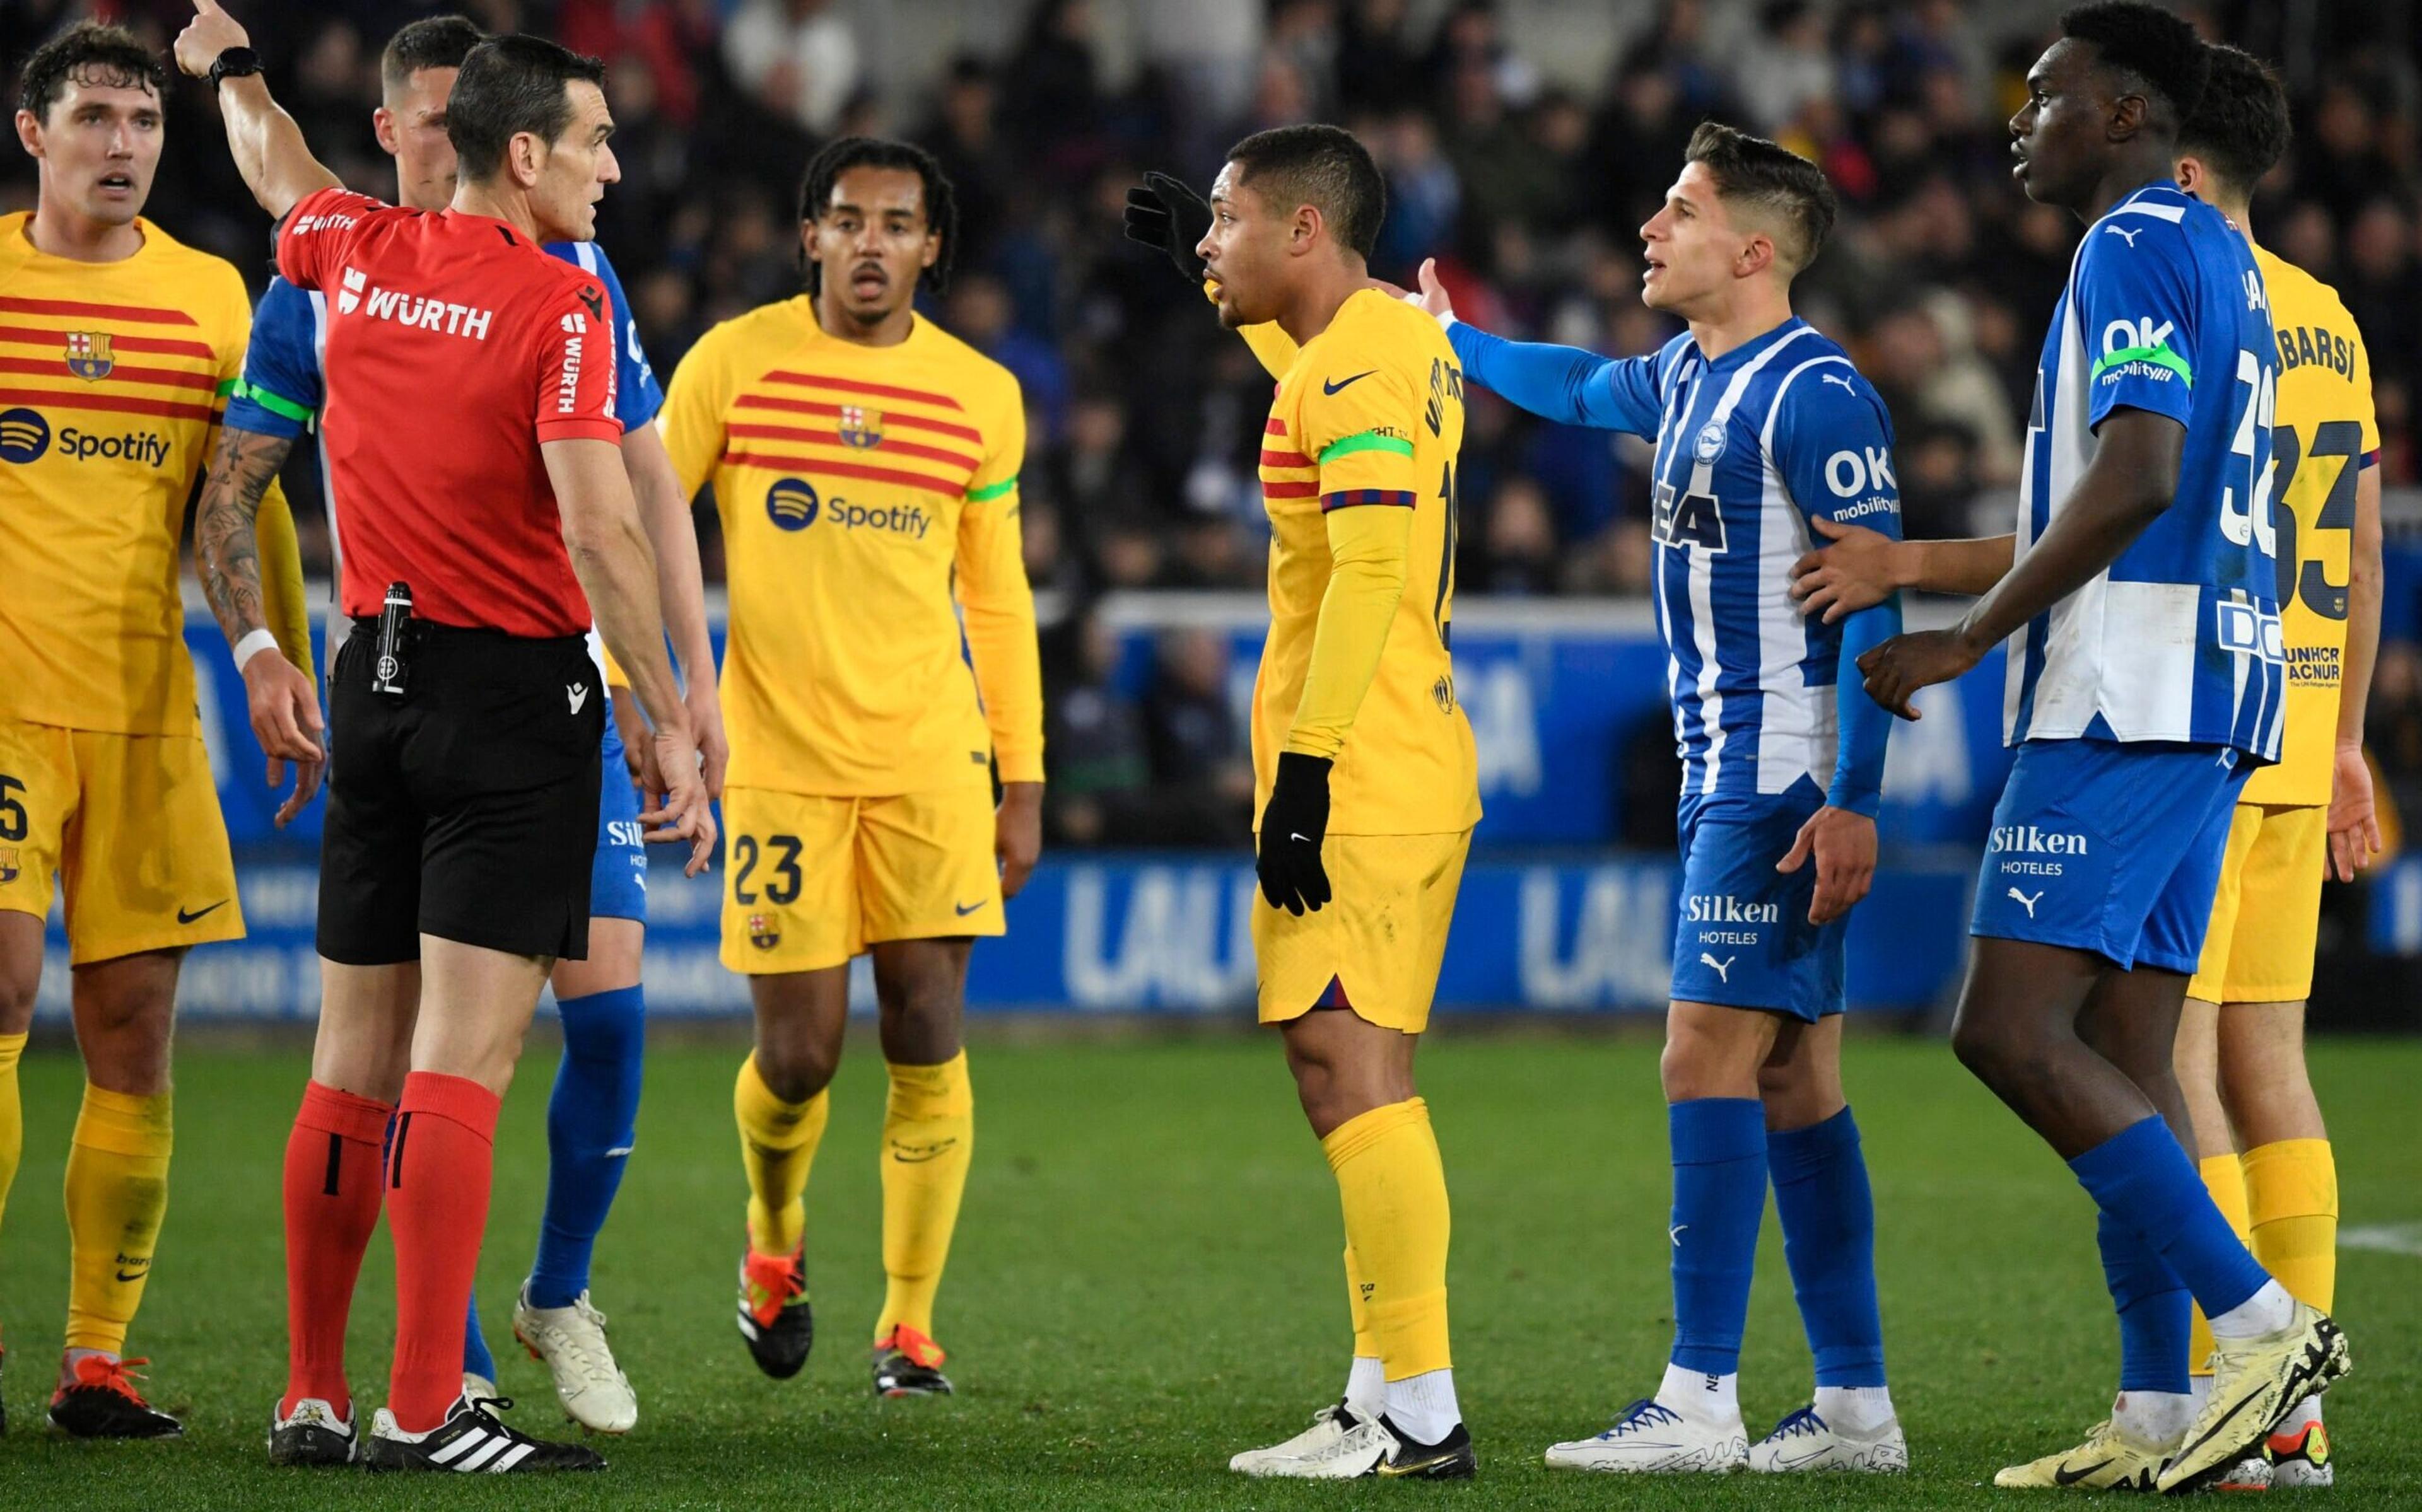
[177,2,708,1472]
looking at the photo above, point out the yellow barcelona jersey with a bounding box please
[1255,290,1480,836]
[660,298,1041,796]
[0,214,252,735]
[2243,245,2379,806]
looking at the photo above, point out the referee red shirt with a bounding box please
[276,185,622,637]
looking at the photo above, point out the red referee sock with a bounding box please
[385,1071,502,1433]
[281,1080,393,1420]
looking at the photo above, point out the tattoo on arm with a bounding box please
[197,426,295,648]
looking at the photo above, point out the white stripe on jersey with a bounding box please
[1653,358,1702,759]
[1753,354,1852,794]
[1683,327,1813,794]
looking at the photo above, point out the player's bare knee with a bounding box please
[0,955,37,1034]
[755,1035,840,1105]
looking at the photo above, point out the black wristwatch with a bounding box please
[208,47,262,89]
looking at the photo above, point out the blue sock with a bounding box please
[2068,1117,2269,1320]
[527,986,646,1310]
[1768,1106,1887,1388]
[1668,1097,1769,1377]
[462,1292,497,1381]
[2098,1207,2192,1392]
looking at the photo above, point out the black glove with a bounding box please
[1121,171,1212,284]
[1255,752,1333,916]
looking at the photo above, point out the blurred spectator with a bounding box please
[1736,2,1835,136]
[1041,611,1153,846]
[1141,629,1254,843]
[723,0,860,136]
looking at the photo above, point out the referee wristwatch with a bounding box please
[208,47,262,90]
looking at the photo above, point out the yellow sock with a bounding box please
[63,1084,172,1354]
[1344,1242,1378,1359]
[734,1055,829,1257]
[2187,1151,2251,1378]
[877,1052,973,1342]
[1322,1097,1451,1382]
[2245,1137,2337,1312]
[0,1032,25,1252]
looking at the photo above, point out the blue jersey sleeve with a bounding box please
[2074,218,2199,431]
[226,276,322,439]
[544,242,664,431]
[1444,319,1671,438]
[1772,361,1903,817]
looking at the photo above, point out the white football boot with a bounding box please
[1229,1404,1476,1479]
[511,1287,638,1434]
[1747,1404,1909,1473]
[1545,1397,1748,1473]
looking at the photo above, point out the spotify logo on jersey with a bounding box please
[766,477,820,531]
[0,407,50,463]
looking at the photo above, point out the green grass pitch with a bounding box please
[0,1031,2414,1508]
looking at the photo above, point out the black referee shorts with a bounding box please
[317,620,605,965]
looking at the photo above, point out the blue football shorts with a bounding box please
[1969,737,2249,974]
[1669,777,1846,1022]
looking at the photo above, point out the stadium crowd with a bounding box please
[9,0,2422,842]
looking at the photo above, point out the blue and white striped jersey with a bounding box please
[1450,315,1904,807]
[2006,182,2284,760]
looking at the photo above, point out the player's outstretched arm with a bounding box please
[1410,263,1661,436]
[619,421,727,796]
[196,423,324,826]
[173,1,340,219]
[1789,520,2018,622]
[547,436,715,875]
[2330,459,2386,879]
[1857,409,2183,719]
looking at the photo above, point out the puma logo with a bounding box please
[1822,372,1857,393]
[1699,952,1734,983]
[2008,887,2044,918]
[1669,1223,1688,1247]
[567,682,590,714]
[2103,224,2143,247]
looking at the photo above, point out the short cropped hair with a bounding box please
[2061,1,2210,124]
[445,35,607,183]
[1224,124,1387,262]
[381,14,484,95]
[795,136,960,296]
[1685,120,1838,272]
[16,22,164,125]
[2179,44,2291,197]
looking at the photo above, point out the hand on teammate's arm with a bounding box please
[1861,410,2183,719]
[997,783,1043,900]
[545,436,715,875]
[173,1,341,220]
[1789,521,2019,622]
[196,423,324,826]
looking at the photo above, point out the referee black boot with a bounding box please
[363,1392,604,1473]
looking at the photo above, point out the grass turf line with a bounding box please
[0,1035,2413,1508]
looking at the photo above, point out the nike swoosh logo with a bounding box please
[2054,1460,2114,1486]
[1323,371,1377,395]
[115,1265,151,1282]
[954,900,986,917]
[177,900,228,924]
[1376,1448,1460,1477]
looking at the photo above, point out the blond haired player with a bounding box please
[2172,44,2377,1491]
[0,23,311,1437]
[1125,122,1481,1480]
[658,136,1042,1397]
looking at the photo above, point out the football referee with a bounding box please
[177,1,710,1473]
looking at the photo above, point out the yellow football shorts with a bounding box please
[719,785,1003,974]
[0,718,243,963]
[2187,801,2326,1005]
[1253,829,1472,1035]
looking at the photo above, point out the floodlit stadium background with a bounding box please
[8,0,2422,1028]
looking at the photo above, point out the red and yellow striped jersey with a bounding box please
[1253,290,1480,835]
[0,213,252,735]
[660,297,1041,796]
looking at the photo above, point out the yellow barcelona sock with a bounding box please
[877,1053,973,1342]
[2187,1151,2252,1378]
[1344,1242,1379,1359]
[734,1055,829,1257]
[2245,1138,2337,1313]
[1323,1098,1451,1382]
[0,1033,25,1264]
[63,1084,172,1354]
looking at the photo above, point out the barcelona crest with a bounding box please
[837,404,884,449]
[747,913,781,950]
[64,331,114,382]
